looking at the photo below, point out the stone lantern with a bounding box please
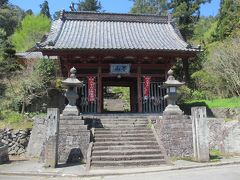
[163,69,184,115]
[62,67,83,116]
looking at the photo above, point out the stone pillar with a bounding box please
[45,108,60,168]
[191,106,209,162]
[0,142,9,164]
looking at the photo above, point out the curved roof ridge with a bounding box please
[62,11,169,24]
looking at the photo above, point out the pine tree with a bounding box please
[77,0,102,12]
[40,0,51,19]
[130,0,168,15]
[168,0,211,84]
[169,0,211,41]
[0,0,8,7]
[214,0,240,40]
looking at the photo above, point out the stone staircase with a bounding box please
[91,115,168,168]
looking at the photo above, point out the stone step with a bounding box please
[59,125,87,130]
[98,121,148,125]
[60,120,85,125]
[92,154,165,161]
[92,149,162,156]
[95,127,151,132]
[94,140,158,146]
[102,124,147,128]
[94,133,155,138]
[59,129,89,135]
[86,115,150,119]
[93,144,159,151]
[101,119,147,122]
[95,129,152,134]
[91,159,167,167]
[60,116,82,120]
[95,137,156,142]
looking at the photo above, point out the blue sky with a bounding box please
[9,0,220,17]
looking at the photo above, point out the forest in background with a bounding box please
[0,0,239,127]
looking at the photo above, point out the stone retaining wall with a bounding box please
[0,129,30,156]
[210,108,240,120]
[154,115,193,157]
[208,118,240,154]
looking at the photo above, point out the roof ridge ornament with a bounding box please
[167,14,172,24]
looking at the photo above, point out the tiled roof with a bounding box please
[38,11,198,52]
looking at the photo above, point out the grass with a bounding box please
[209,149,222,162]
[184,97,240,109]
[0,110,33,129]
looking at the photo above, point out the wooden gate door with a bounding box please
[77,78,98,113]
[141,80,166,113]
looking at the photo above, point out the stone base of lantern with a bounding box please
[62,105,79,116]
[163,105,183,116]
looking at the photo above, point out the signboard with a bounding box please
[110,64,130,74]
[87,76,96,102]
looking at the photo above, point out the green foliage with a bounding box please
[111,87,130,102]
[0,6,24,36]
[34,58,55,85]
[0,58,56,113]
[203,40,240,97]
[77,0,102,12]
[11,14,51,52]
[184,97,240,109]
[130,0,168,15]
[169,0,211,40]
[0,0,8,7]
[0,30,20,79]
[192,16,217,44]
[40,0,51,19]
[209,149,222,162]
[214,0,240,41]
[0,110,33,129]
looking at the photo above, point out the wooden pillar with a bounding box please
[97,66,102,113]
[137,66,142,113]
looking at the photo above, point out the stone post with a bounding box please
[191,106,209,162]
[45,108,60,168]
[0,142,9,164]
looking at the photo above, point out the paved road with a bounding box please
[0,164,240,180]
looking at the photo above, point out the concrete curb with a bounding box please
[0,160,240,178]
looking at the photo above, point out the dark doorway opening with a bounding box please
[103,86,130,112]
[102,77,138,113]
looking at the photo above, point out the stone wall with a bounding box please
[207,118,225,151]
[154,115,193,157]
[26,113,90,165]
[0,129,30,156]
[58,116,90,163]
[222,120,240,154]
[207,118,240,154]
[210,108,240,119]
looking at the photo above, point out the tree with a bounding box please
[77,0,102,12]
[169,0,211,84]
[25,9,33,16]
[40,0,51,19]
[0,0,8,7]
[11,14,51,52]
[130,0,168,15]
[193,39,240,98]
[0,6,24,36]
[214,0,240,41]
